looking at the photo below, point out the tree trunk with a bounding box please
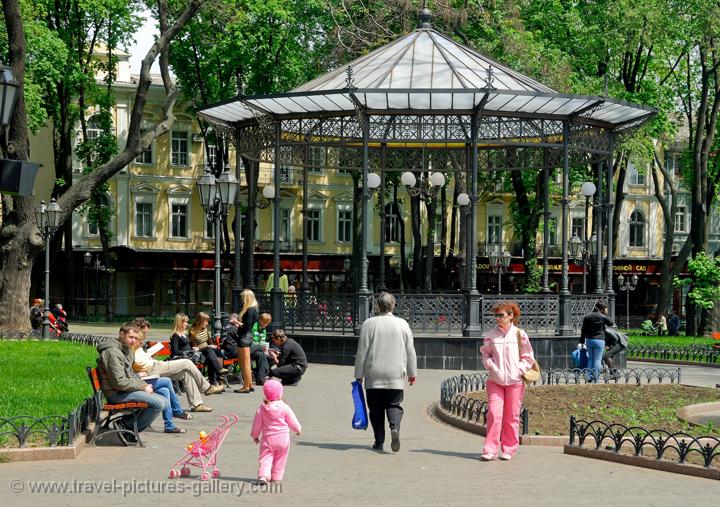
[423,196,437,290]
[410,191,422,289]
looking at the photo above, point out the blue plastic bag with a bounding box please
[571,348,588,369]
[351,380,368,430]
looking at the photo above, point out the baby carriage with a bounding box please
[168,414,239,481]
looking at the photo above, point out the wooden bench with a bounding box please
[713,332,720,350]
[86,366,148,447]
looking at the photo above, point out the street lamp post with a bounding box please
[617,273,639,329]
[35,198,62,338]
[84,251,106,319]
[197,166,238,342]
[343,257,351,291]
[489,248,512,295]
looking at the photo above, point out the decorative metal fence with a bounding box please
[284,293,356,335]
[569,416,720,468]
[0,395,96,448]
[439,368,681,436]
[481,295,559,333]
[627,344,720,363]
[393,293,465,335]
[569,294,607,329]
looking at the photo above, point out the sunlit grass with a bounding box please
[0,340,96,418]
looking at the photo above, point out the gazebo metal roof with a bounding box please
[199,26,655,131]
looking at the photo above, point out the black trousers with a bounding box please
[201,347,223,384]
[365,388,404,446]
[250,343,269,383]
[602,343,626,372]
[268,364,304,385]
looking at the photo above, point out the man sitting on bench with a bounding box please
[96,322,166,437]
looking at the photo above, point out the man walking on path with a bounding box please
[96,322,166,435]
[354,292,417,452]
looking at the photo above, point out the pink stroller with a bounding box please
[168,414,239,481]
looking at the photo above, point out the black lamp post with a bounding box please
[569,181,598,294]
[489,248,512,295]
[35,198,62,338]
[84,251,106,320]
[343,257,351,291]
[617,273,639,329]
[0,63,19,127]
[197,166,238,342]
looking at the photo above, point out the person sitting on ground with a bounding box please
[96,322,166,438]
[30,298,44,330]
[602,325,628,378]
[267,329,308,386]
[133,315,222,413]
[250,313,272,386]
[188,312,227,389]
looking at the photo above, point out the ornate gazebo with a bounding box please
[199,9,655,340]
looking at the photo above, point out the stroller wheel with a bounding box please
[169,469,179,479]
[212,470,220,478]
[181,467,191,476]
[201,472,210,481]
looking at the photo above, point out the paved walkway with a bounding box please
[2,357,719,505]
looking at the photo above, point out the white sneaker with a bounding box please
[480,453,496,461]
[498,452,512,461]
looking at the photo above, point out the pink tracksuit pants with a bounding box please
[258,432,290,481]
[483,380,525,456]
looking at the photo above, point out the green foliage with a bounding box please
[0,341,95,419]
[521,257,542,293]
[675,252,720,311]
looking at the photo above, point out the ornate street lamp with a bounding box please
[489,248,512,295]
[197,166,238,341]
[0,62,19,127]
[569,181,597,294]
[401,171,445,198]
[617,273,639,329]
[343,257,352,291]
[34,198,62,338]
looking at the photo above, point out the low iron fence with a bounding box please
[627,343,720,363]
[568,416,720,468]
[0,395,96,448]
[439,368,681,436]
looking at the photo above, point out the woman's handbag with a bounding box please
[351,380,369,430]
[516,328,541,386]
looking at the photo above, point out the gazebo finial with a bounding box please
[485,65,496,89]
[419,5,432,29]
[345,65,355,89]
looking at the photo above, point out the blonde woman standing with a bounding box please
[235,289,259,393]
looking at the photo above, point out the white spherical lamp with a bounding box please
[401,171,416,187]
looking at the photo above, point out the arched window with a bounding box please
[629,210,645,247]
[86,115,103,140]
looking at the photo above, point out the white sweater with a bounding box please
[354,313,417,389]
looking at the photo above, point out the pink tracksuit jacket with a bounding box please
[250,401,302,481]
[480,324,535,386]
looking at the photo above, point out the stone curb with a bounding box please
[564,444,720,481]
[0,430,92,463]
[433,403,567,446]
[677,401,720,425]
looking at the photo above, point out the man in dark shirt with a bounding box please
[267,329,308,386]
[579,301,614,382]
[222,313,240,360]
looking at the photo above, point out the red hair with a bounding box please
[491,301,521,325]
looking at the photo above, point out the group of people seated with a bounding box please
[95,288,308,438]
[29,299,68,335]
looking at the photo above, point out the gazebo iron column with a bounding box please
[270,121,284,331]
[558,121,573,335]
[302,143,309,295]
[594,160,604,293]
[464,109,482,336]
[542,147,551,293]
[246,158,257,290]
[605,131,616,321]
[355,109,372,333]
[232,145,243,311]
[379,144,387,291]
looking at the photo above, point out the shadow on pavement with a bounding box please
[297,441,376,451]
[410,448,480,460]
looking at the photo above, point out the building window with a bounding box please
[307,146,325,173]
[629,161,646,185]
[87,115,102,140]
[171,131,189,166]
[171,203,188,238]
[384,203,401,243]
[307,209,321,241]
[675,206,686,233]
[206,215,215,239]
[571,217,584,242]
[338,209,352,243]
[488,215,502,245]
[629,210,645,247]
[206,144,217,168]
[135,202,153,237]
[280,209,291,242]
[135,130,153,164]
[548,217,558,246]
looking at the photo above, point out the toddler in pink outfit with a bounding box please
[250,379,301,484]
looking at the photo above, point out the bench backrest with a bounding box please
[87,366,101,395]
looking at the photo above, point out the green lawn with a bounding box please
[0,340,96,418]
[625,334,715,347]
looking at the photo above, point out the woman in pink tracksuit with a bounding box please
[479,301,535,461]
[250,379,302,484]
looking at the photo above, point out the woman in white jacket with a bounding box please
[479,301,535,461]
